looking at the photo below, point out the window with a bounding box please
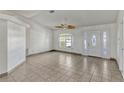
[59,34,72,48]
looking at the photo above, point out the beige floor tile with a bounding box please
[90,74,102,82]
[101,77,111,82]
[78,73,92,82]
[0,75,15,82]
[0,51,123,82]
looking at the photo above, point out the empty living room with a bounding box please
[0,10,124,82]
[1,0,124,92]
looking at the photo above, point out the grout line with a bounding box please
[89,69,96,82]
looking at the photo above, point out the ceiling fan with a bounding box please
[53,15,76,30]
[55,24,76,29]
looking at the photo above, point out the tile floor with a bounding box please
[0,51,123,82]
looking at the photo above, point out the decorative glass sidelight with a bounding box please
[92,35,96,47]
[84,40,87,49]
[103,32,107,55]
[84,32,87,50]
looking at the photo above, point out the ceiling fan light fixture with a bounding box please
[49,10,55,13]
[55,24,76,29]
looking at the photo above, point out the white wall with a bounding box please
[2,12,54,56]
[0,19,7,74]
[7,21,26,71]
[27,22,53,55]
[53,23,117,59]
[116,10,124,74]
[109,24,118,59]
[0,11,56,56]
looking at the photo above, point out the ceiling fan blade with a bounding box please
[55,24,76,29]
[55,26,63,28]
[67,25,76,29]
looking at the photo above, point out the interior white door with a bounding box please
[7,21,26,71]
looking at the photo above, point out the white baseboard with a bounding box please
[27,49,53,56]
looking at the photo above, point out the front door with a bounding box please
[83,31,110,58]
[87,31,101,57]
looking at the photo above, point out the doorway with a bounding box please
[83,31,110,58]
